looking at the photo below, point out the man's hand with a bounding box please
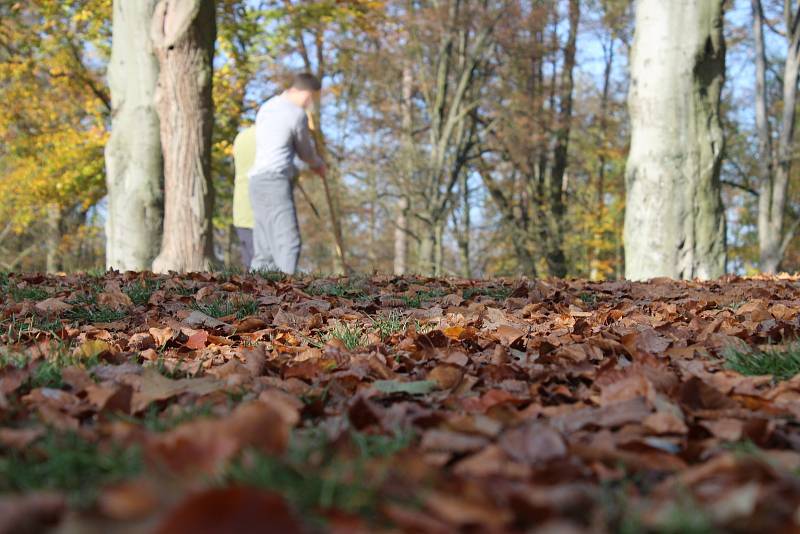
[313,163,327,179]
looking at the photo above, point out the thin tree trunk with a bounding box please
[624,0,726,280]
[457,173,471,278]
[105,0,163,272]
[394,196,409,275]
[395,58,414,276]
[150,0,216,273]
[590,38,613,281]
[434,221,444,277]
[418,224,435,275]
[754,0,800,273]
[542,0,579,279]
[45,204,61,274]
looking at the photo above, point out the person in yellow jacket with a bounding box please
[232,125,256,269]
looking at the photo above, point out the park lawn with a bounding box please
[2,271,800,532]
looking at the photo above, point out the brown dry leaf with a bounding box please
[185,330,208,350]
[97,479,160,520]
[495,324,525,346]
[553,397,653,433]
[129,369,223,413]
[232,317,268,333]
[621,328,671,356]
[183,311,232,333]
[427,364,463,390]
[0,426,44,449]
[34,298,72,314]
[421,428,489,454]
[700,418,745,441]
[453,444,532,479]
[243,345,266,376]
[147,401,291,475]
[426,491,511,528]
[128,332,155,351]
[86,383,133,413]
[205,359,251,381]
[194,285,216,302]
[498,422,567,464]
[60,366,94,392]
[154,487,303,534]
[0,492,64,534]
[0,367,30,396]
[643,411,688,435]
[149,326,175,347]
[97,289,133,310]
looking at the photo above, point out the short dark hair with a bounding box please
[291,72,322,91]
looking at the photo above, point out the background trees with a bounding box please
[3,0,800,277]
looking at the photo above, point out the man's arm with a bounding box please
[293,114,326,177]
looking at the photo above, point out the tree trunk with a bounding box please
[393,196,408,275]
[45,204,62,274]
[457,173,471,278]
[418,224,435,275]
[104,0,163,272]
[753,0,800,273]
[624,0,726,280]
[542,0,579,280]
[394,57,414,277]
[590,38,614,281]
[433,220,444,277]
[150,0,216,273]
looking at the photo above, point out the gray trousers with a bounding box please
[234,227,254,270]
[249,172,301,273]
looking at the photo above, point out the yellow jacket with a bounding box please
[232,126,256,229]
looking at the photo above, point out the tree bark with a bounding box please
[590,37,614,281]
[624,0,726,280]
[457,173,471,278]
[150,0,216,273]
[542,0,579,279]
[753,0,800,273]
[104,0,163,272]
[394,57,413,277]
[45,204,62,274]
[393,196,409,275]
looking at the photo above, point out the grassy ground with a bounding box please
[1,271,800,532]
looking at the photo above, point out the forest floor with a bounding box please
[1,271,800,533]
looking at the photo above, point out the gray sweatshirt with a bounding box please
[249,94,324,180]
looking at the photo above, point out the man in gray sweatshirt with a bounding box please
[248,73,326,273]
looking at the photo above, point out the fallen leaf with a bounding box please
[154,487,302,534]
[495,324,525,346]
[97,479,159,520]
[0,493,64,534]
[97,290,133,310]
[0,427,44,449]
[73,339,113,360]
[185,330,208,350]
[373,379,438,395]
[34,298,72,314]
[148,401,291,475]
[129,369,223,413]
[427,364,463,390]
[149,327,175,347]
[499,422,567,464]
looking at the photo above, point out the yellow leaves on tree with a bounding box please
[0,0,110,230]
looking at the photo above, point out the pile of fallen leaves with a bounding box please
[2,271,800,533]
